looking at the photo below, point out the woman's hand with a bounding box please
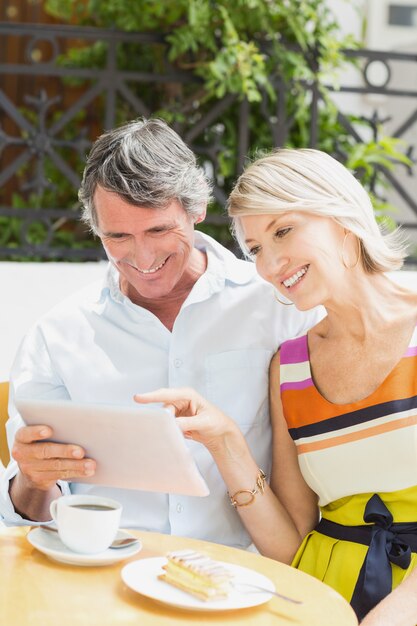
[134,387,241,456]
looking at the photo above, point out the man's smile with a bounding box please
[136,257,169,274]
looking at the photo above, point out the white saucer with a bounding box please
[121,557,275,611]
[27,527,142,566]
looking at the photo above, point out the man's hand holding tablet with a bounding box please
[15,398,209,497]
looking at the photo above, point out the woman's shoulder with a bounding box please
[271,330,312,372]
[272,317,327,370]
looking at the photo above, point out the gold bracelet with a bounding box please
[228,469,266,508]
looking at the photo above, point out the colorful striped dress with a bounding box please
[280,325,417,620]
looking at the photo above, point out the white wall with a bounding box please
[326,0,365,38]
[325,0,417,258]
[325,0,365,116]
[0,262,107,381]
[0,260,415,382]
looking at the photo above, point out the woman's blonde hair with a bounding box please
[228,148,408,272]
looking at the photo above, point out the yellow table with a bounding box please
[0,526,358,626]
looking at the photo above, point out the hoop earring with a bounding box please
[274,292,294,306]
[341,232,361,269]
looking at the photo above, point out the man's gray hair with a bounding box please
[79,117,211,232]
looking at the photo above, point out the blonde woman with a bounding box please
[136,149,417,625]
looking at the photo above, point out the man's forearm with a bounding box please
[9,473,61,522]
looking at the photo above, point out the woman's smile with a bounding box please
[281,265,310,290]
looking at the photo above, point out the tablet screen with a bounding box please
[16,398,209,497]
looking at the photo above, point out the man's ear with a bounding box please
[194,209,206,224]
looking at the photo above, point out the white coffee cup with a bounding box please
[49,494,122,554]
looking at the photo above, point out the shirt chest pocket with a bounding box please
[205,349,273,428]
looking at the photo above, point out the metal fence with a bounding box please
[0,22,416,262]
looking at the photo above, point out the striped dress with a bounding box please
[279,325,417,616]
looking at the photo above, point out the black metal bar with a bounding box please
[237,98,250,172]
[382,169,417,216]
[0,89,34,132]
[0,22,416,262]
[336,110,364,143]
[329,85,417,98]
[0,63,196,84]
[117,81,150,118]
[393,108,417,138]
[0,207,81,218]
[47,147,81,188]
[49,81,105,136]
[0,22,165,44]
[105,38,117,130]
[0,150,32,187]
[184,94,237,144]
[309,82,319,148]
[343,48,417,62]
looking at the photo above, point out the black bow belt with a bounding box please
[316,494,417,621]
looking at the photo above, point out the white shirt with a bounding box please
[1,233,321,548]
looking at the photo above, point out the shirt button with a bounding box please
[174,359,182,368]
[176,503,183,513]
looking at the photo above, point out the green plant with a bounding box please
[3,0,411,258]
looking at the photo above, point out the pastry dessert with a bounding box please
[159,549,234,601]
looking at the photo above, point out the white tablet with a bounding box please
[16,398,209,497]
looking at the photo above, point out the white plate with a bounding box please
[27,527,142,566]
[121,557,274,611]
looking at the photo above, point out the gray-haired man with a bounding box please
[1,118,320,548]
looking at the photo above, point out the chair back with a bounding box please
[0,383,10,466]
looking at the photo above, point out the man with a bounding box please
[0,118,320,548]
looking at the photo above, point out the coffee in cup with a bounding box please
[49,494,122,554]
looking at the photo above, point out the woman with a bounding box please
[136,149,417,625]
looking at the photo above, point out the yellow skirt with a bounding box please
[292,485,417,604]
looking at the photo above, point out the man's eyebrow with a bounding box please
[100,230,128,237]
[244,217,281,244]
[100,222,176,237]
[146,223,175,232]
